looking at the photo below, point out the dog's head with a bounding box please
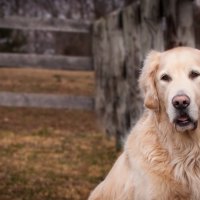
[139,47,200,133]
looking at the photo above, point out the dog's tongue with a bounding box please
[178,116,189,122]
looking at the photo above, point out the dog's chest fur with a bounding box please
[128,117,200,200]
[172,143,200,199]
[157,117,200,199]
[135,140,200,199]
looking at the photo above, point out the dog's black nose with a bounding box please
[172,95,190,110]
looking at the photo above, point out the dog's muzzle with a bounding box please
[172,94,197,132]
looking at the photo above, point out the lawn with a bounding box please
[0,68,118,200]
[0,68,94,96]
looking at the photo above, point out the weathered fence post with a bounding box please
[164,0,195,48]
[93,6,144,150]
[194,2,200,49]
[93,0,196,150]
[93,11,127,150]
[140,0,165,57]
[106,11,127,150]
[122,3,143,133]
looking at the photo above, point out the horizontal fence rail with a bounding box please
[0,92,94,110]
[0,16,94,110]
[0,53,93,71]
[0,17,91,33]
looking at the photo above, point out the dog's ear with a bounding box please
[139,51,161,110]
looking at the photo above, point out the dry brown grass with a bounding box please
[0,68,118,200]
[0,108,117,200]
[0,68,94,96]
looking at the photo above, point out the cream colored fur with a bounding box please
[88,47,200,200]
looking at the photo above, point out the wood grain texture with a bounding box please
[0,16,91,33]
[0,92,94,110]
[0,53,93,71]
[92,0,195,149]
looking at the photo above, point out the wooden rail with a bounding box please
[0,16,94,110]
[0,92,94,110]
[0,53,93,71]
[0,16,91,33]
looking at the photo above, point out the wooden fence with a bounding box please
[0,16,94,110]
[93,0,197,149]
[0,54,92,71]
[0,16,91,33]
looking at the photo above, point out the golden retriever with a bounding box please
[88,47,200,200]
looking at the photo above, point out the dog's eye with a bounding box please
[160,74,172,82]
[189,70,200,80]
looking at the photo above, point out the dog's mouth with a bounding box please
[173,113,197,132]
